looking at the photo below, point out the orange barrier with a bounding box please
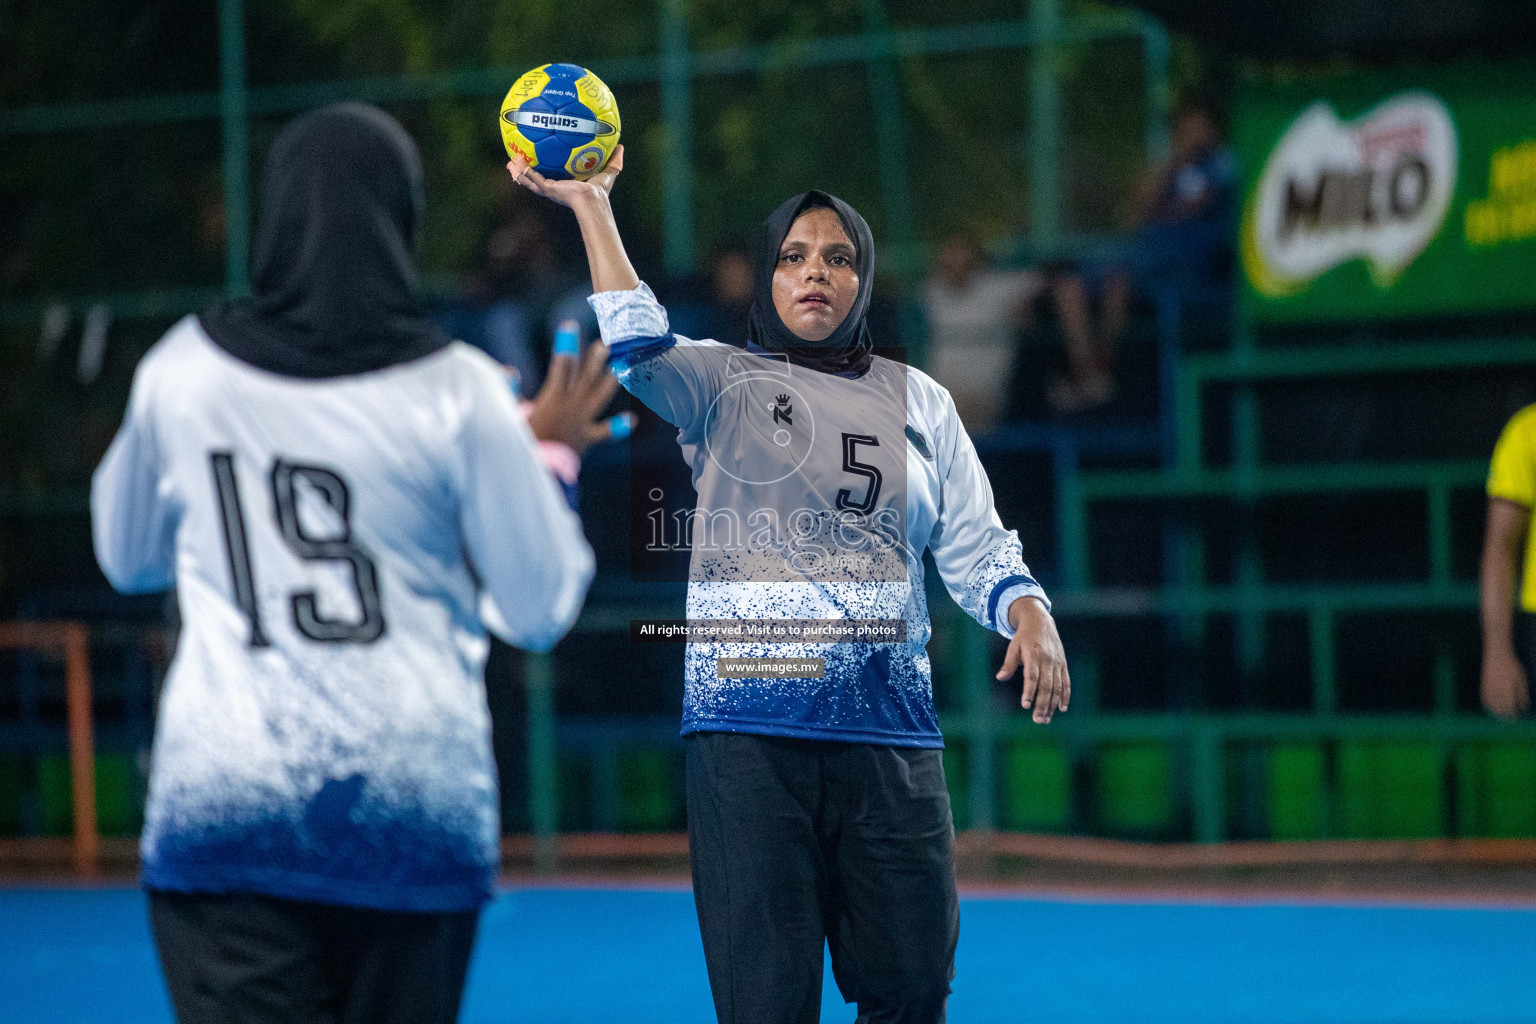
[502,832,690,862]
[4,826,1536,889]
[972,832,1536,868]
[0,622,97,877]
[499,831,1536,870]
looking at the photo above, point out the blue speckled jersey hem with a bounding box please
[681,716,945,749]
[142,862,494,913]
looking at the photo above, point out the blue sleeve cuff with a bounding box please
[606,333,677,369]
[987,575,1050,638]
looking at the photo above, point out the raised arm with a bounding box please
[508,147,730,439]
[507,147,637,293]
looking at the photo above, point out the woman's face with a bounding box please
[771,207,859,342]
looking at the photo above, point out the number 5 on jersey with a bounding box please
[836,433,883,515]
[209,452,387,647]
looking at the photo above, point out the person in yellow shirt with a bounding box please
[1483,404,1536,718]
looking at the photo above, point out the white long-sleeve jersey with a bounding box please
[592,284,1047,747]
[92,316,594,911]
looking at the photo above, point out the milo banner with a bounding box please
[1237,63,1536,322]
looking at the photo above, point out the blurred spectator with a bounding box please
[922,233,1043,432]
[191,174,227,261]
[705,248,754,343]
[667,247,754,345]
[1,198,39,296]
[434,194,566,391]
[1047,97,1236,414]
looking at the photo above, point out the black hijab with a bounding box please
[200,103,450,378]
[746,190,874,377]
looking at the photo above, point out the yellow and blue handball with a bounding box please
[499,63,621,181]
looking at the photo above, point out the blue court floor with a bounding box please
[2,884,1534,1023]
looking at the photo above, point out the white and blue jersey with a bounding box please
[92,316,594,912]
[592,283,1047,748]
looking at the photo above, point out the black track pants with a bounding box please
[148,889,479,1024]
[686,732,959,1024]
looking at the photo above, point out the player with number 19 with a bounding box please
[91,104,604,1024]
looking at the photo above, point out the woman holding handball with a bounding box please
[511,146,1068,1024]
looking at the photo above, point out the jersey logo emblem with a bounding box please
[905,423,933,460]
[771,393,793,426]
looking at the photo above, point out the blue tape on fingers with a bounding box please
[606,413,635,440]
[553,320,581,357]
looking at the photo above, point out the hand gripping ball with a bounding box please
[499,63,621,181]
